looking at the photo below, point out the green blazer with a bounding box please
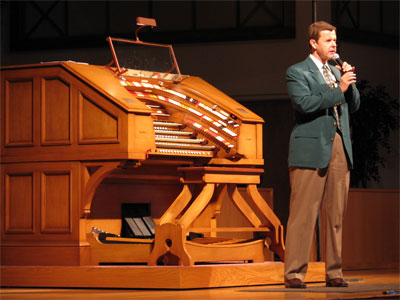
[286,56,360,169]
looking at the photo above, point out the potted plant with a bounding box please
[350,80,399,188]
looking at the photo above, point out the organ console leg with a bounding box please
[158,184,194,225]
[228,184,263,227]
[246,184,285,260]
[147,166,285,266]
[195,183,227,238]
[179,183,216,229]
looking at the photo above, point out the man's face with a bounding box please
[310,30,337,63]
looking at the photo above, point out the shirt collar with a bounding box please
[309,54,329,71]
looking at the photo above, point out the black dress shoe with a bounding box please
[285,278,307,288]
[326,278,348,287]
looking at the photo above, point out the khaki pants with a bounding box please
[284,132,350,281]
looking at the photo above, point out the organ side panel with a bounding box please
[78,91,119,144]
[1,64,155,164]
[1,161,83,266]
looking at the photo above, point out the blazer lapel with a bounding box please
[305,56,326,86]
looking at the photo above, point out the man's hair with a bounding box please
[308,21,336,41]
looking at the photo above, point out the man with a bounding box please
[284,21,360,289]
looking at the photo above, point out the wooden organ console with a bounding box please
[1,18,324,289]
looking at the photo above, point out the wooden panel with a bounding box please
[40,171,72,233]
[1,246,84,266]
[79,92,119,144]
[5,173,34,233]
[5,79,34,146]
[342,189,399,269]
[237,123,257,158]
[1,162,82,267]
[320,189,399,269]
[41,77,71,145]
[256,123,263,159]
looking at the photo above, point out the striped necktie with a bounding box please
[322,65,341,131]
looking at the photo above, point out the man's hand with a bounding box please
[336,61,357,93]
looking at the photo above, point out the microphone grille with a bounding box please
[333,53,340,60]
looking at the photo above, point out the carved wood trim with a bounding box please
[81,162,120,218]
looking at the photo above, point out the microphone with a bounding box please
[332,53,344,66]
[332,53,355,90]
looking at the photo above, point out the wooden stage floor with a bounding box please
[1,269,399,300]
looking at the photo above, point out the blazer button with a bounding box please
[333,122,337,126]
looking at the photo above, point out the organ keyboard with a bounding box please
[121,73,246,160]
